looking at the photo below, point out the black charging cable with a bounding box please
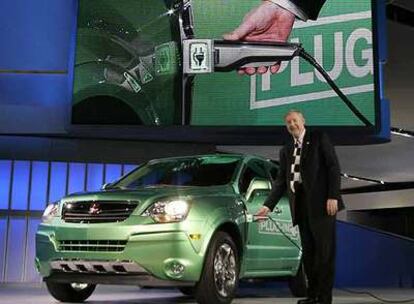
[298,48,373,127]
[254,215,414,304]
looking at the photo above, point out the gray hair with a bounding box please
[284,109,305,120]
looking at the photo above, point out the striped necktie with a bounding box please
[290,142,302,193]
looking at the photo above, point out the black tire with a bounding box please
[178,286,195,296]
[46,281,96,302]
[288,261,308,297]
[195,231,239,304]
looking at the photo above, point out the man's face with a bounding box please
[285,112,305,138]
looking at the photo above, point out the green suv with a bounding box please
[36,154,304,304]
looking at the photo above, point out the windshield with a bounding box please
[113,156,241,188]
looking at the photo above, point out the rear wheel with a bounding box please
[195,231,239,304]
[46,282,96,302]
[288,261,308,297]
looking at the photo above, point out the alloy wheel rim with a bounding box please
[213,242,236,298]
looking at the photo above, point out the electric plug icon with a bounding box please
[193,47,205,66]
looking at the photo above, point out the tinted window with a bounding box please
[113,157,240,188]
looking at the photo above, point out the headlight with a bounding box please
[142,200,190,223]
[42,203,59,223]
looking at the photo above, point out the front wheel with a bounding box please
[195,231,239,304]
[46,282,96,302]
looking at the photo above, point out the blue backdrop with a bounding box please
[0,0,77,133]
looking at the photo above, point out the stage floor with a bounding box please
[1,284,413,304]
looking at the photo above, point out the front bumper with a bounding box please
[44,260,193,286]
[36,221,205,286]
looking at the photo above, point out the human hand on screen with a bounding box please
[223,1,295,75]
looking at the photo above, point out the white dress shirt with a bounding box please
[267,0,308,21]
[294,128,306,148]
[293,128,306,184]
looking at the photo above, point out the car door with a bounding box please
[267,162,302,267]
[243,160,301,274]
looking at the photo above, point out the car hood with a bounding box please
[60,184,236,213]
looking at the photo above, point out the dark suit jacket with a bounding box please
[290,0,327,20]
[264,129,344,226]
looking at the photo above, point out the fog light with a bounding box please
[165,260,186,278]
[171,262,185,275]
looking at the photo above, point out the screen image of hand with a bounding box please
[223,1,295,75]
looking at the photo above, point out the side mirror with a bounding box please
[245,178,271,201]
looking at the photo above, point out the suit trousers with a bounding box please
[295,185,336,304]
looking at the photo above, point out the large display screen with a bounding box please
[70,0,383,143]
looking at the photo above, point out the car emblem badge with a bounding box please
[89,203,101,215]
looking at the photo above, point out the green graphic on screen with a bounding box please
[190,0,375,126]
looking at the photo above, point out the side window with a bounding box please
[239,160,268,195]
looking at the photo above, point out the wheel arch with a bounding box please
[215,222,244,263]
[199,220,244,270]
[72,93,146,125]
[72,63,157,125]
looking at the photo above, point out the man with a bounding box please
[223,0,327,75]
[256,110,344,304]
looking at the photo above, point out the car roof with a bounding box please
[148,153,243,163]
[148,153,276,164]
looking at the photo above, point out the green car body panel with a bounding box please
[36,154,302,287]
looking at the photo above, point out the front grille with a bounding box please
[58,240,127,252]
[62,201,138,223]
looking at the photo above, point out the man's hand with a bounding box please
[223,1,295,75]
[255,206,271,219]
[326,199,338,216]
